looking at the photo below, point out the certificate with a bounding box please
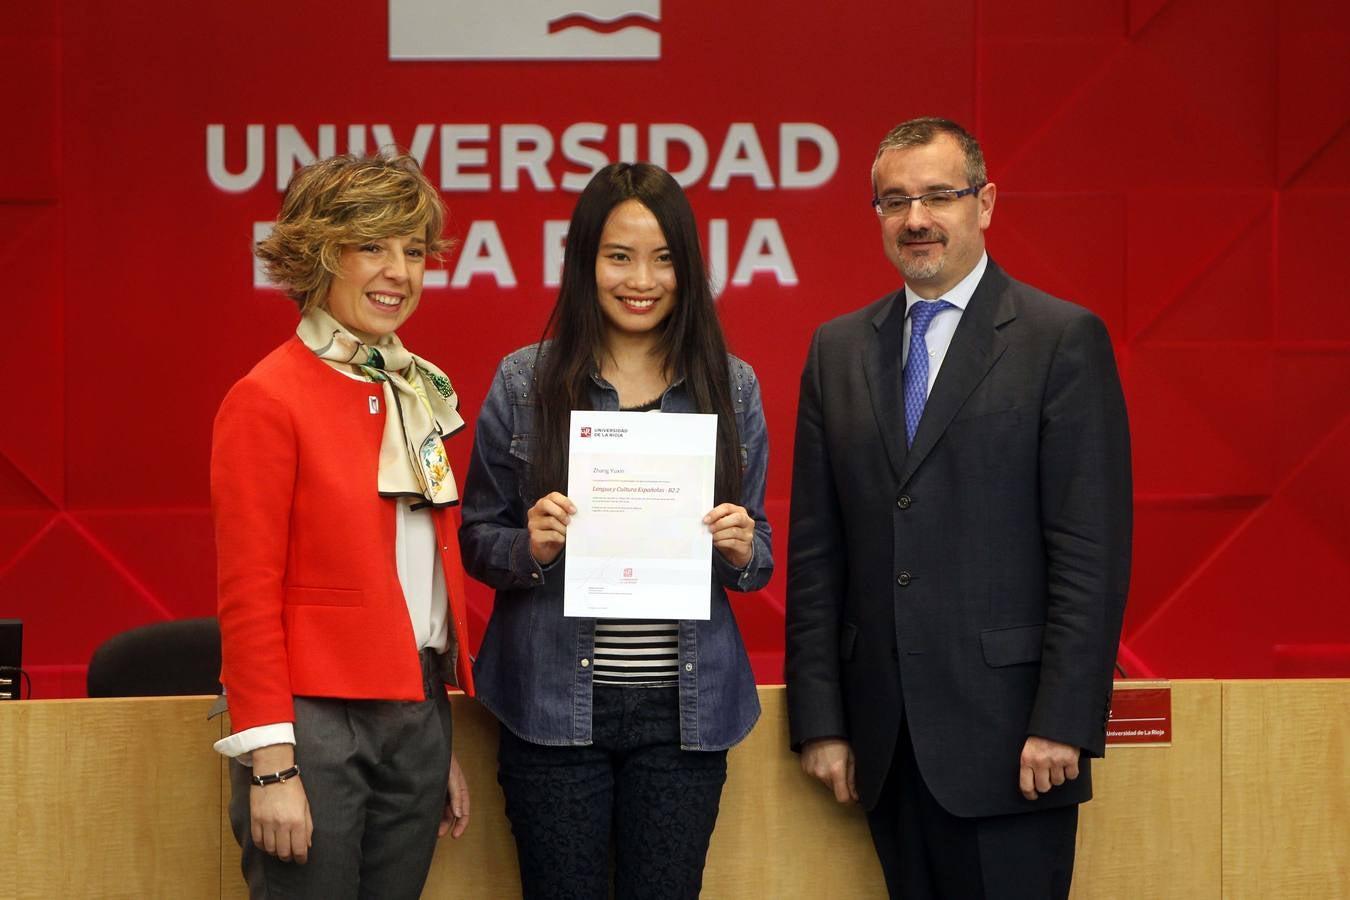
[563,409,717,619]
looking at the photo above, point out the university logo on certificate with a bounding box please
[563,410,716,619]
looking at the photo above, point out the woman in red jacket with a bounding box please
[211,151,475,899]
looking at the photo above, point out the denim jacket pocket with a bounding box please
[508,434,534,463]
[508,434,535,502]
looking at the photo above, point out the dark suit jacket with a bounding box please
[785,260,1131,818]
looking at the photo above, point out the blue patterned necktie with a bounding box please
[903,299,954,446]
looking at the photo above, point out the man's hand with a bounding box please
[801,737,858,804]
[1019,736,1081,800]
[248,744,313,864]
[438,752,471,839]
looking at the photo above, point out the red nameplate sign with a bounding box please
[1106,681,1172,746]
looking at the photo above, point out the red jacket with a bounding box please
[212,337,474,733]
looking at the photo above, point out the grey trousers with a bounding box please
[229,651,453,900]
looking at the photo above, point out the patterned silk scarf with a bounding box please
[297,308,464,506]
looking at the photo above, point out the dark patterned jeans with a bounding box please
[497,686,729,900]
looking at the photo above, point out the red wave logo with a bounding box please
[547,14,660,35]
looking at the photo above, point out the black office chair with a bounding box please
[86,617,222,697]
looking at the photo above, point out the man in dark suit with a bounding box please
[785,117,1131,899]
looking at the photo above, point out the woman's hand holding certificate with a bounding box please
[528,492,577,566]
[704,503,754,569]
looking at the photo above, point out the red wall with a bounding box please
[3,0,1348,697]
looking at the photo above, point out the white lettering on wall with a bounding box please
[246,217,794,294]
[451,221,517,287]
[207,124,265,192]
[253,221,274,287]
[346,124,368,156]
[710,123,774,189]
[618,123,639,164]
[561,123,609,192]
[208,121,839,193]
[212,122,832,293]
[275,125,336,191]
[440,124,491,190]
[732,219,797,286]
[501,125,556,191]
[707,219,729,299]
[780,123,839,189]
[372,124,435,165]
[544,220,569,288]
[648,124,709,188]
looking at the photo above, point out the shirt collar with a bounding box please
[903,251,988,315]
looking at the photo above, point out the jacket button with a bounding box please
[896,495,912,509]
[896,571,912,587]
[530,572,540,580]
[580,658,590,668]
[684,662,694,672]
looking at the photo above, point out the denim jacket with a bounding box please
[460,343,773,750]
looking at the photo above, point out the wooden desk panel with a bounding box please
[703,688,886,898]
[1222,680,1350,899]
[5,681,1344,898]
[1073,680,1222,899]
[0,697,223,899]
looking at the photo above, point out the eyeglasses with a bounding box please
[872,184,985,217]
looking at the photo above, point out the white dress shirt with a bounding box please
[901,252,989,390]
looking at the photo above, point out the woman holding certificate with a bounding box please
[460,162,773,899]
[212,152,474,898]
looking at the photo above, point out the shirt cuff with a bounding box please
[738,543,756,580]
[213,722,296,765]
[714,542,755,587]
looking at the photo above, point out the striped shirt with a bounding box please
[592,619,680,687]
[592,396,679,687]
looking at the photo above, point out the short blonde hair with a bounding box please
[256,152,452,312]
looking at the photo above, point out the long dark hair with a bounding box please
[530,163,742,506]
